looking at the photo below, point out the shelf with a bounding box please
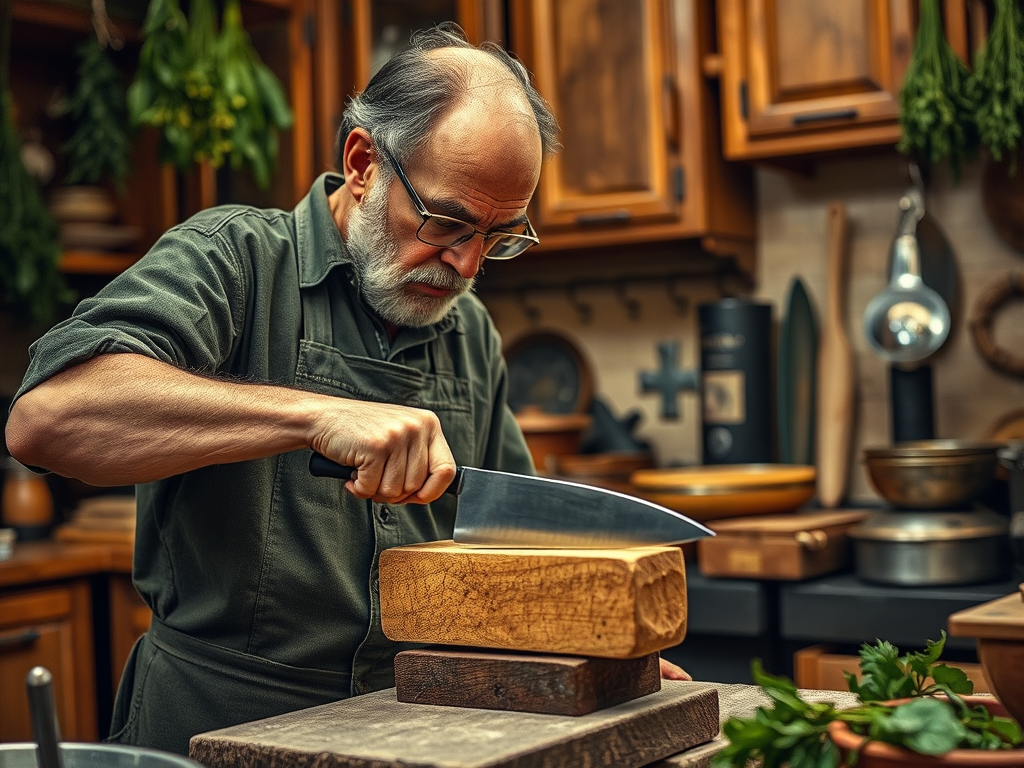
[60,251,140,275]
[12,0,142,40]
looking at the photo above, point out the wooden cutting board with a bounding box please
[394,648,661,715]
[379,541,686,658]
[697,510,868,580]
[189,682,720,768]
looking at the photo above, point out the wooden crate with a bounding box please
[697,510,868,580]
[794,645,991,694]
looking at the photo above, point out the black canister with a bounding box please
[699,299,773,464]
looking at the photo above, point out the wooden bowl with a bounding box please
[515,408,592,473]
[629,465,816,522]
[828,697,1023,767]
[948,586,1024,727]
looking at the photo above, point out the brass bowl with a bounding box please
[862,441,1002,509]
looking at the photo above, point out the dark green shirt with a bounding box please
[16,174,534,746]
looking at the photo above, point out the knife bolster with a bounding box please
[379,541,687,658]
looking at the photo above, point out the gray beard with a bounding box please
[346,175,475,328]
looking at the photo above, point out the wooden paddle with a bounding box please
[816,202,855,508]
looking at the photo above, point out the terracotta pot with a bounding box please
[827,697,1023,768]
[514,408,591,473]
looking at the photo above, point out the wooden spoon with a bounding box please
[816,203,855,508]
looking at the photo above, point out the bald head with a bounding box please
[337,22,559,168]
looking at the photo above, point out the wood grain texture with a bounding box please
[189,682,720,768]
[696,510,868,580]
[816,202,856,508]
[394,648,661,716]
[949,592,1024,641]
[378,541,687,658]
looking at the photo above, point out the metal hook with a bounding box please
[516,285,542,325]
[566,283,592,325]
[617,282,642,321]
[666,277,690,316]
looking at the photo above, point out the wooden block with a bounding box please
[697,510,868,580]
[378,540,687,658]
[948,592,1024,641]
[189,682,720,768]
[394,648,661,716]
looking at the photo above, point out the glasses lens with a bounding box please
[417,216,475,247]
[482,234,535,260]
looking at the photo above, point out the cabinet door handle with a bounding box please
[575,210,632,226]
[792,108,859,125]
[0,628,41,649]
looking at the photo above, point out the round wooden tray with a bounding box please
[629,465,817,520]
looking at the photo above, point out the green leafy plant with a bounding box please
[966,0,1024,174]
[898,0,978,181]
[0,2,74,325]
[127,0,292,188]
[56,36,132,191]
[712,633,1022,768]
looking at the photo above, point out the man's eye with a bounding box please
[433,218,465,231]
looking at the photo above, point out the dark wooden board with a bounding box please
[394,648,661,716]
[189,682,720,768]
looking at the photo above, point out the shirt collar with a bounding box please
[294,173,460,336]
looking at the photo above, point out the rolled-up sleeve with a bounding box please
[15,215,247,402]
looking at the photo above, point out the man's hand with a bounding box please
[659,656,692,681]
[309,399,457,506]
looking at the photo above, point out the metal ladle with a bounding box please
[863,190,951,365]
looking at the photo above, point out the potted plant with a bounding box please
[0,0,73,326]
[49,7,139,254]
[712,633,1022,768]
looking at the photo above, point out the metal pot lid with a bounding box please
[863,440,1004,459]
[849,511,1009,542]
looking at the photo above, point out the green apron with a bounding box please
[109,272,474,755]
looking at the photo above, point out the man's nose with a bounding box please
[441,235,485,279]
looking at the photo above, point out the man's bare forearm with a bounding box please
[5,354,324,485]
[8,354,456,500]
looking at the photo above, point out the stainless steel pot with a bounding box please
[848,511,1010,586]
[0,745,201,768]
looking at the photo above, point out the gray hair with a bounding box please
[337,22,560,168]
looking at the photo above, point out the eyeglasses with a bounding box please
[377,144,539,260]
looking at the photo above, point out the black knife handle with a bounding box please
[308,453,356,479]
[308,453,463,496]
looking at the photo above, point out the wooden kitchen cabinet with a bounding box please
[306,0,502,184]
[715,0,984,161]
[108,572,151,696]
[507,0,755,274]
[9,0,314,279]
[0,580,98,742]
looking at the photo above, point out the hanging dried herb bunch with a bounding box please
[56,35,132,191]
[967,0,1024,174]
[898,0,978,181]
[0,1,74,325]
[128,0,292,189]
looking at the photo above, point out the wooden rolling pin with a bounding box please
[816,202,855,508]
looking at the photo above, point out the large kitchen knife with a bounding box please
[309,453,714,548]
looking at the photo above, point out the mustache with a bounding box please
[401,263,474,293]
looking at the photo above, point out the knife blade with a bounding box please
[308,453,714,548]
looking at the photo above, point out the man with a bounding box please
[7,23,686,756]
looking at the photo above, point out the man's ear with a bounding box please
[341,128,376,203]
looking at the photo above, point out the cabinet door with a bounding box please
[516,0,680,230]
[718,0,914,158]
[309,0,498,183]
[0,583,97,742]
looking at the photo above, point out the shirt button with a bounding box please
[378,506,390,523]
